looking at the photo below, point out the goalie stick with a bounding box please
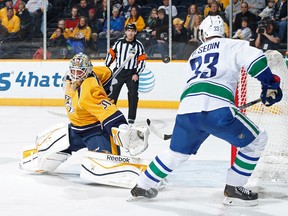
[148,97,263,140]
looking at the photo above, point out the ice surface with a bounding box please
[0,107,287,216]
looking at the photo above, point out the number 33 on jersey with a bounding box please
[179,38,268,115]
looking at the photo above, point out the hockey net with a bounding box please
[236,50,288,185]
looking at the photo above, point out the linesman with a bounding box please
[105,23,146,124]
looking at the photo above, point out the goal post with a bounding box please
[234,50,288,185]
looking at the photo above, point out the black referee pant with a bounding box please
[110,69,139,121]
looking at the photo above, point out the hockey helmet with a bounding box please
[199,15,225,43]
[68,53,93,81]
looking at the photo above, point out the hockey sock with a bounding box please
[138,149,190,190]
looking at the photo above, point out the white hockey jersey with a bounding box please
[178,38,268,114]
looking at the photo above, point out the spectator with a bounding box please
[2,6,20,36]
[217,0,229,9]
[87,7,102,44]
[158,0,177,18]
[0,18,8,40]
[232,17,252,41]
[234,2,260,34]
[245,0,266,16]
[112,0,123,14]
[187,14,202,44]
[208,1,230,37]
[259,0,275,19]
[67,16,92,54]
[144,7,158,31]
[203,0,215,18]
[96,0,110,27]
[255,17,281,51]
[272,0,287,43]
[66,0,79,9]
[137,7,158,53]
[78,0,91,18]
[25,0,48,36]
[125,5,145,33]
[0,0,5,10]
[183,4,201,30]
[65,6,79,38]
[99,7,125,39]
[155,18,188,60]
[13,0,26,11]
[16,1,32,40]
[50,19,69,40]
[0,0,16,20]
[123,0,141,19]
[225,0,241,22]
[151,8,168,40]
[48,27,66,48]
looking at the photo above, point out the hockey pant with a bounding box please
[137,107,267,189]
[63,123,120,155]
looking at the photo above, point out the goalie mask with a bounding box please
[68,53,93,81]
[199,15,225,43]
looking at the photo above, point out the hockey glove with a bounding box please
[260,74,283,107]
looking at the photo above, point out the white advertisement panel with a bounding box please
[0,60,187,104]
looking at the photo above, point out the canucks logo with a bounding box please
[65,95,75,113]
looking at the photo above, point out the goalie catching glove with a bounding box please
[260,74,283,107]
[111,124,149,156]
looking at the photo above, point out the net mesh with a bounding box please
[237,50,288,185]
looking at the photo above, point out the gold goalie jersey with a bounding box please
[64,66,117,128]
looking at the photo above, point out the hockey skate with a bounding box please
[223,184,258,206]
[129,185,158,200]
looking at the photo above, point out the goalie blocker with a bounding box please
[20,123,150,187]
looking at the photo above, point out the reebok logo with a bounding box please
[107,155,130,163]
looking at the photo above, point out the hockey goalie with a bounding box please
[19,53,150,188]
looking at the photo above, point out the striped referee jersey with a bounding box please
[105,37,146,75]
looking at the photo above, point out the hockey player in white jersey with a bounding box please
[130,15,283,206]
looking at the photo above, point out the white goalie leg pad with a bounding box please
[20,123,71,172]
[80,151,150,188]
[111,124,149,156]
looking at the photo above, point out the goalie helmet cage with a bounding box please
[233,50,288,186]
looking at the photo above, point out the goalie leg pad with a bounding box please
[111,125,149,156]
[80,151,149,188]
[20,123,71,172]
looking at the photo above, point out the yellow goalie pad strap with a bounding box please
[111,127,123,147]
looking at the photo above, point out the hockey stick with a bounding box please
[146,119,172,140]
[238,98,262,110]
[148,98,263,141]
[112,48,136,80]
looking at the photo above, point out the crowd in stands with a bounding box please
[0,0,287,59]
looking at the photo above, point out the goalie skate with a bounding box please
[223,184,258,206]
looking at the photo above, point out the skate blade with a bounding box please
[126,195,150,202]
[223,197,258,206]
